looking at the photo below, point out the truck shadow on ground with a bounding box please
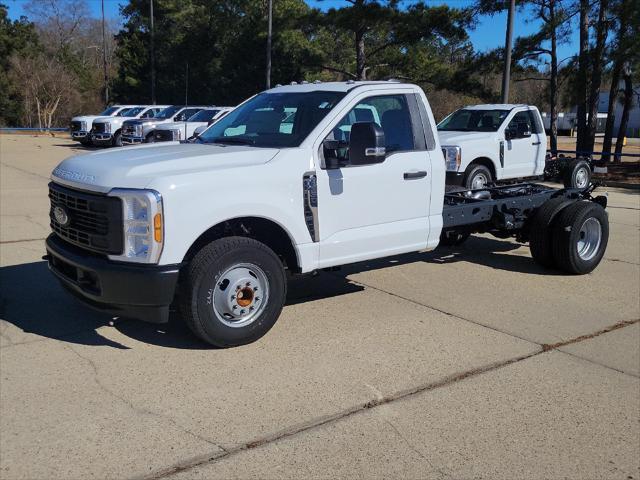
[0,236,557,350]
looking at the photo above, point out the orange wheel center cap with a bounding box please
[237,287,254,307]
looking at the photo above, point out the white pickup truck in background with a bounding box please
[90,105,169,147]
[70,105,138,145]
[152,107,233,142]
[46,82,609,347]
[438,104,549,189]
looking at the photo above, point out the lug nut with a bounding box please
[240,309,245,314]
[231,295,236,300]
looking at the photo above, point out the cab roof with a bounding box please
[266,80,415,94]
[462,104,531,110]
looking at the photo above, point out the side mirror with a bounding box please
[349,122,386,166]
[517,123,532,138]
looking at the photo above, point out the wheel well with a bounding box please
[466,157,496,180]
[183,217,300,273]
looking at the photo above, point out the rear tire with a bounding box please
[464,164,492,190]
[179,236,287,347]
[564,159,591,189]
[528,197,574,268]
[551,201,608,274]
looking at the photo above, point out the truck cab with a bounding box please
[438,104,547,189]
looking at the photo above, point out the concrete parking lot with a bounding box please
[1,134,639,480]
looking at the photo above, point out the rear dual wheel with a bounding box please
[529,200,608,274]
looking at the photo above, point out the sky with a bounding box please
[5,0,580,63]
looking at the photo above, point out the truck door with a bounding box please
[502,109,545,177]
[314,92,433,268]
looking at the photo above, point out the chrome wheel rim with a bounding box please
[471,173,488,189]
[577,217,602,261]
[212,263,269,328]
[575,167,589,188]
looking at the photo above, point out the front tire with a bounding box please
[464,164,492,190]
[551,201,609,274]
[146,132,156,143]
[112,130,122,147]
[179,236,287,347]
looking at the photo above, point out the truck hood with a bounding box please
[124,118,169,127]
[155,121,206,130]
[438,131,498,146]
[51,143,280,193]
[71,115,104,124]
[93,115,137,125]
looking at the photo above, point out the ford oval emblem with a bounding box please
[53,206,70,226]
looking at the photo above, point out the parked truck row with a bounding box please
[49,81,609,347]
[70,105,233,148]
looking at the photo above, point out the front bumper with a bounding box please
[90,133,113,145]
[122,135,144,145]
[71,131,89,140]
[45,234,180,323]
[446,171,465,186]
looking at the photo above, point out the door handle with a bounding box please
[403,170,427,180]
[532,141,541,145]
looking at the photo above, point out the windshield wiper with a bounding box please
[210,136,255,145]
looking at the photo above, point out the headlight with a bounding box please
[135,124,143,136]
[441,146,462,171]
[81,121,87,131]
[172,130,180,141]
[107,189,164,264]
[105,122,112,133]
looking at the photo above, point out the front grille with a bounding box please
[49,182,123,255]
[70,121,83,132]
[92,122,107,134]
[123,123,140,136]
[154,130,175,142]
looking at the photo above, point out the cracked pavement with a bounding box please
[1,135,639,479]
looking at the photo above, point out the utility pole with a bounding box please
[101,0,109,105]
[501,0,515,103]
[150,0,156,104]
[266,0,273,89]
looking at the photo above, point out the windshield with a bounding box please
[188,109,221,122]
[119,107,145,117]
[155,106,181,119]
[438,109,510,132]
[198,91,346,148]
[99,106,119,116]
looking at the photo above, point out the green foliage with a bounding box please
[0,3,40,126]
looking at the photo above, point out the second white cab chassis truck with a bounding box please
[46,82,610,347]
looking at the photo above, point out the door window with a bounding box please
[329,95,415,154]
[507,110,541,134]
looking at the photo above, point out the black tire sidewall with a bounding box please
[146,133,155,143]
[565,160,591,188]
[464,165,492,189]
[113,131,122,147]
[191,241,286,347]
[552,202,609,274]
[529,197,574,267]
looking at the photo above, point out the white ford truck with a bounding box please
[152,107,233,142]
[438,104,549,189]
[121,105,209,144]
[46,81,609,347]
[70,105,138,145]
[90,105,169,147]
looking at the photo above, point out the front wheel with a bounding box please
[112,131,122,147]
[145,132,156,143]
[179,236,287,347]
[464,164,492,190]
